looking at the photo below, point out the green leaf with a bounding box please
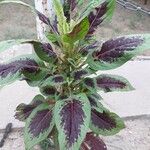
[54,93,91,150]
[24,103,55,150]
[52,0,69,34]
[46,33,59,43]
[90,109,125,136]
[63,17,89,43]
[0,39,37,53]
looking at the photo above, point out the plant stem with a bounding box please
[53,128,59,150]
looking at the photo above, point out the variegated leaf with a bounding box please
[90,109,125,136]
[54,93,91,150]
[96,74,134,92]
[0,55,42,86]
[81,132,107,150]
[15,95,45,122]
[87,92,104,113]
[40,85,58,97]
[88,34,150,70]
[24,103,54,150]
[87,0,115,36]
[72,69,89,81]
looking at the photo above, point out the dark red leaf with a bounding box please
[60,99,85,147]
[0,58,39,78]
[87,2,108,36]
[94,36,144,63]
[81,132,107,150]
[29,109,53,137]
[92,109,116,130]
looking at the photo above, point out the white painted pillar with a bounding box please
[34,0,54,41]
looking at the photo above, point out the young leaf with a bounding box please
[41,74,65,87]
[90,109,125,136]
[96,74,134,92]
[15,95,45,122]
[87,0,116,36]
[81,132,107,150]
[0,55,41,86]
[88,34,150,70]
[28,41,58,63]
[36,10,50,25]
[54,93,91,150]
[78,0,106,23]
[72,69,89,81]
[63,17,90,43]
[40,85,58,97]
[83,78,96,92]
[52,0,69,34]
[24,103,54,150]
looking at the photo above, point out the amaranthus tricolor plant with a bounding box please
[0,0,150,149]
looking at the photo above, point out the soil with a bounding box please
[0,115,150,150]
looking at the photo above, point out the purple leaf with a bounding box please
[15,95,45,121]
[24,104,54,149]
[88,35,147,70]
[55,94,91,149]
[87,2,108,36]
[81,132,107,150]
[0,58,39,78]
[36,10,50,25]
[60,100,85,146]
[40,85,57,96]
[29,109,52,137]
[15,104,35,121]
[83,78,96,92]
[95,36,144,63]
[91,109,125,136]
[95,74,134,92]
[52,75,64,83]
[73,69,89,80]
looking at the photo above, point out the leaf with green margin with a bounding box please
[24,103,54,150]
[0,54,43,86]
[77,0,105,23]
[54,93,91,150]
[90,109,125,136]
[15,94,45,122]
[41,74,66,87]
[87,34,150,70]
[86,92,106,113]
[52,0,69,34]
[28,41,58,63]
[95,74,135,92]
[83,77,96,93]
[63,17,89,43]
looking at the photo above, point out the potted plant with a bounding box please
[0,0,150,149]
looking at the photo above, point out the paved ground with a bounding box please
[0,115,150,150]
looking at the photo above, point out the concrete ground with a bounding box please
[0,115,150,150]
